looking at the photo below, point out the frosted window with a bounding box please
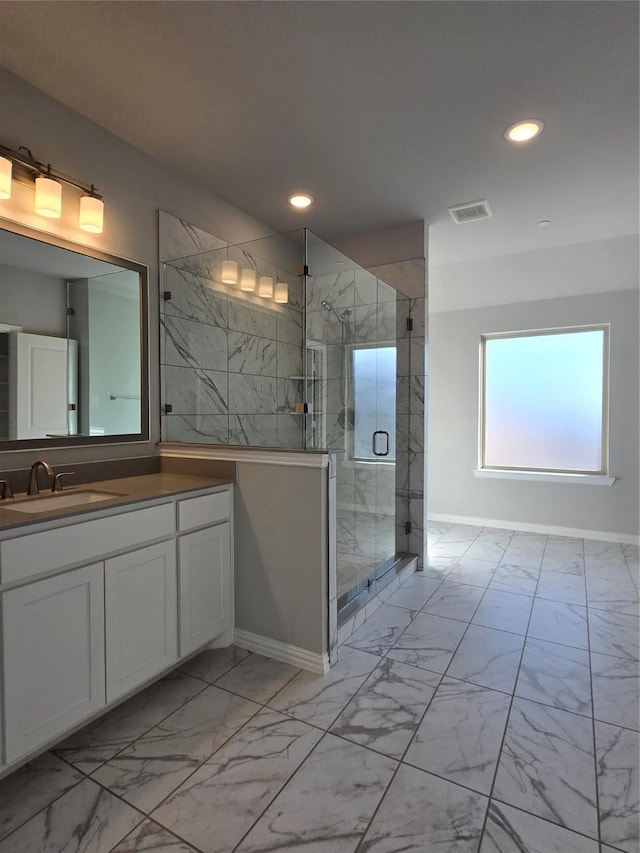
[482,328,606,473]
[353,346,396,460]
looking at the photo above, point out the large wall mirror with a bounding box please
[0,220,149,449]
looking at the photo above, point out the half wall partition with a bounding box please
[161,228,417,610]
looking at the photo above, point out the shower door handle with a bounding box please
[372,430,390,457]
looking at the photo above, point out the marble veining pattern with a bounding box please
[3,525,639,852]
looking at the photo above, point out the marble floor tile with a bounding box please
[110,819,198,852]
[584,540,625,559]
[345,603,415,656]
[91,686,260,812]
[423,555,458,579]
[152,709,322,853]
[178,645,251,684]
[535,570,586,606]
[386,611,468,673]
[589,610,640,661]
[586,577,639,616]
[545,536,584,554]
[214,653,301,703]
[0,777,142,853]
[429,539,475,559]
[330,658,440,758]
[595,721,640,853]
[515,638,592,716]
[591,652,640,730]
[540,552,585,576]
[585,554,631,577]
[359,764,487,852]
[464,539,509,564]
[447,557,497,588]
[383,577,441,611]
[0,753,83,843]
[235,734,396,853]
[268,645,381,729]
[54,672,206,774]
[527,599,588,650]
[480,801,599,853]
[421,581,484,622]
[446,624,524,693]
[405,677,510,794]
[501,539,545,570]
[472,589,533,635]
[488,563,540,596]
[493,697,598,836]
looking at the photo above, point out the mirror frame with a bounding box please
[0,217,150,450]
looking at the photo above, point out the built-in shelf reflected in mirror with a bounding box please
[0,220,149,449]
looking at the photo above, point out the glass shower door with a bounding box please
[305,229,399,608]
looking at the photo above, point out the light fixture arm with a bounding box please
[0,142,103,199]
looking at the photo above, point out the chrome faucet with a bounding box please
[27,460,54,495]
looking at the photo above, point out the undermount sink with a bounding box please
[3,490,125,514]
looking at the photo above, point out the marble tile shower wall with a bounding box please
[160,253,304,448]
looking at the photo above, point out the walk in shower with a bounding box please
[161,228,418,613]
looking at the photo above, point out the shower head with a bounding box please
[321,300,350,324]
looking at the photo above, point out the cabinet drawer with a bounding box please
[1,502,175,584]
[177,489,230,532]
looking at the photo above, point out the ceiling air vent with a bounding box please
[448,199,493,224]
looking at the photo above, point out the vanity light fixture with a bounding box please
[504,119,544,143]
[0,155,11,199]
[34,168,62,218]
[274,282,289,304]
[287,193,314,209]
[0,142,104,233]
[240,268,256,292]
[258,276,274,298]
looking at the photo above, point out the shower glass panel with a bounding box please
[161,228,408,610]
[305,232,399,606]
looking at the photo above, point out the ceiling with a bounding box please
[0,2,638,286]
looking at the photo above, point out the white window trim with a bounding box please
[478,323,611,479]
[473,468,615,486]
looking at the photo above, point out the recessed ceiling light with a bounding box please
[504,119,544,143]
[287,193,314,209]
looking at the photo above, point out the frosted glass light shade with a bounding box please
[221,259,238,284]
[274,282,288,304]
[0,156,12,199]
[240,268,256,291]
[258,276,273,298]
[35,175,62,218]
[79,194,104,233]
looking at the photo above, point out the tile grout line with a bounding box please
[473,533,547,848]
[584,539,605,852]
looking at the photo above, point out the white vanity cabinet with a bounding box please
[1,563,106,764]
[105,541,178,703]
[0,482,233,773]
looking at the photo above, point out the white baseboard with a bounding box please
[233,628,329,675]
[428,513,640,546]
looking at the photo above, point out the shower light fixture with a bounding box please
[274,282,289,304]
[240,268,256,292]
[258,276,274,298]
[221,258,238,285]
[0,141,104,233]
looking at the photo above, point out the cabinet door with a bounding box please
[179,522,231,657]
[105,541,178,703]
[2,563,105,764]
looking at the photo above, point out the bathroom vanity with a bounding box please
[0,472,233,776]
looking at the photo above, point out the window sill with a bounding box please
[473,469,616,486]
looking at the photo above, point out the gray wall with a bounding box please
[0,264,67,337]
[0,67,273,471]
[428,288,640,537]
[233,461,328,653]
